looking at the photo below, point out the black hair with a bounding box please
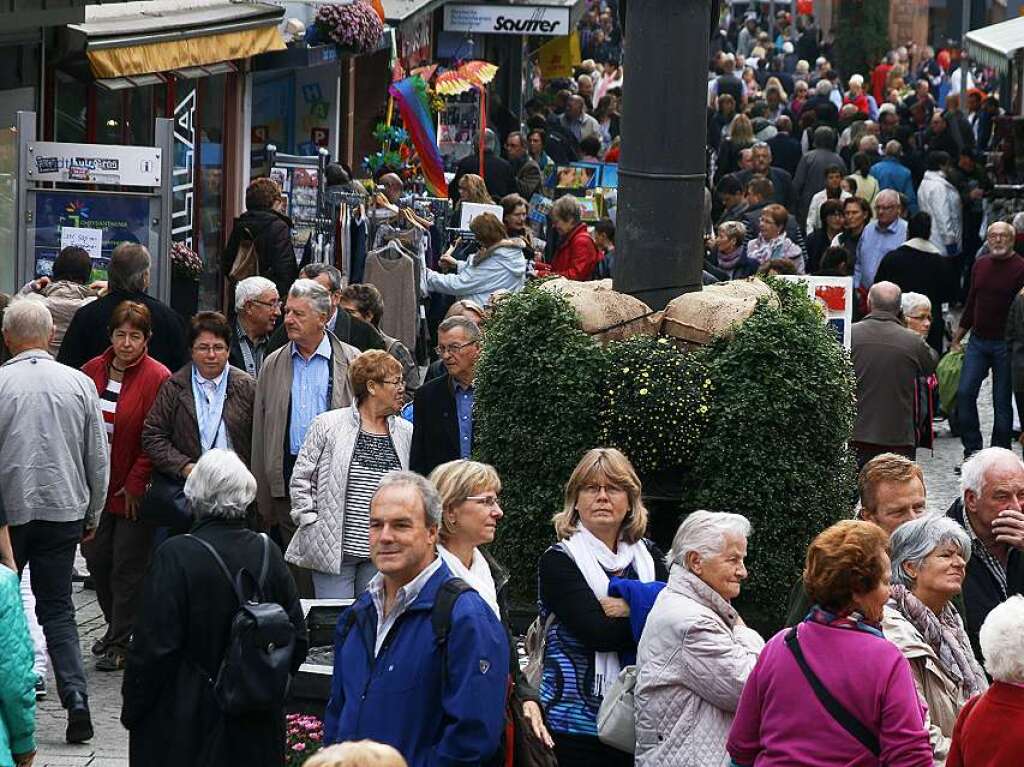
[52,246,92,284]
[908,211,932,241]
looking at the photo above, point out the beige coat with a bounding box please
[882,604,979,766]
[634,567,764,767]
[252,331,359,526]
[37,281,98,356]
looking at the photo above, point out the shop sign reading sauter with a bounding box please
[27,142,162,187]
[443,4,571,36]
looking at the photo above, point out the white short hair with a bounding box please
[849,74,864,88]
[184,449,257,520]
[980,595,1024,682]
[960,447,1024,497]
[901,292,931,317]
[288,278,332,317]
[235,276,278,313]
[2,295,53,343]
[668,510,751,570]
[373,470,442,526]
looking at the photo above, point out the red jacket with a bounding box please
[81,349,171,516]
[948,682,1024,767]
[551,223,600,281]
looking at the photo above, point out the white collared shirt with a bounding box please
[367,556,444,656]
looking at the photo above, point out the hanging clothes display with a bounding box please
[364,242,419,352]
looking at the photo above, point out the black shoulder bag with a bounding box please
[784,626,881,758]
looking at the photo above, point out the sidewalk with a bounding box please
[33,561,128,767]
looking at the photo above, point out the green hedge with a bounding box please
[474,279,857,624]
[473,284,606,600]
[685,278,857,630]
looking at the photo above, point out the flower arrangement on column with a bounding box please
[313,1,385,54]
[169,241,201,318]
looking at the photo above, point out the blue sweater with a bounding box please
[324,563,509,766]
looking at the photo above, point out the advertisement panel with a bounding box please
[32,191,151,281]
[27,142,161,186]
[443,4,571,36]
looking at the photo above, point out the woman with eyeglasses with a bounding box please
[81,301,171,671]
[430,459,556,756]
[143,312,257,489]
[538,448,668,767]
[286,350,412,598]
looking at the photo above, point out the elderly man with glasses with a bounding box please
[410,317,481,476]
[230,276,280,378]
[853,189,906,290]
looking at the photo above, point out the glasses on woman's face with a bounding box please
[579,483,626,497]
[193,343,228,355]
[378,377,405,388]
[466,494,501,508]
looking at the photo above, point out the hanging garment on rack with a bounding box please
[364,243,418,352]
[374,224,429,299]
[336,202,352,282]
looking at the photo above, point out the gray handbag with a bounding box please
[596,664,637,754]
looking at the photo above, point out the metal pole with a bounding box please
[613,0,708,309]
[960,0,971,114]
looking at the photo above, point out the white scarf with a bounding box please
[437,545,501,620]
[561,526,656,696]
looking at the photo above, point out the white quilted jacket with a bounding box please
[634,567,764,767]
[284,406,412,574]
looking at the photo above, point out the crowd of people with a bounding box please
[0,232,1022,767]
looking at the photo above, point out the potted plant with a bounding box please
[311,1,384,55]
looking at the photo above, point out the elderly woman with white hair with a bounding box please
[634,511,764,766]
[122,449,307,767]
[948,595,1024,765]
[882,516,988,764]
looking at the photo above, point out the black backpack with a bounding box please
[186,533,297,715]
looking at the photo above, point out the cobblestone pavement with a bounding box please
[28,380,999,765]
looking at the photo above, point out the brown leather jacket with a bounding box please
[142,364,256,477]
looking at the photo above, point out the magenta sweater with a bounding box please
[727,622,933,767]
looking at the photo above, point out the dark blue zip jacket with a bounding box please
[324,561,509,766]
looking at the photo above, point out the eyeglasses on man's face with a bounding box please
[250,298,282,309]
[436,340,479,357]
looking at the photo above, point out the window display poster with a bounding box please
[33,192,150,281]
[778,275,854,349]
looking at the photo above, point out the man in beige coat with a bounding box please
[252,279,359,596]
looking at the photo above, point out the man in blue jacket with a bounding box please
[870,140,918,214]
[324,471,509,766]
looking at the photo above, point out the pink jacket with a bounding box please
[727,621,933,767]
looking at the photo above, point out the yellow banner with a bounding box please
[538,33,581,80]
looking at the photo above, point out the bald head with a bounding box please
[567,95,585,119]
[776,115,792,134]
[380,173,403,203]
[868,281,902,315]
[987,221,1017,259]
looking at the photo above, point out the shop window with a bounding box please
[54,70,87,143]
[197,75,227,310]
[251,71,295,175]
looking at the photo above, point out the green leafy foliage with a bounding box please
[600,336,713,476]
[473,285,607,600]
[833,0,890,85]
[686,277,857,631]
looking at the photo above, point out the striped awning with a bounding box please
[965,16,1024,75]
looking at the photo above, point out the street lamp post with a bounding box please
[613,0,710,310]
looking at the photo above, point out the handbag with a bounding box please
[596,664,637,754]
[522,613,555,689]
[140,471,191,532]
[784,626,880,757]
